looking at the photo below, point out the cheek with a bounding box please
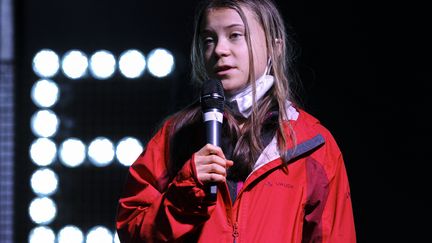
[252,48,267,74]
[203,49,214,67]
[203,44,215,60]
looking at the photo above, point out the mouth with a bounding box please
[214,65,234,76]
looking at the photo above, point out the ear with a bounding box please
[274,38,283,57]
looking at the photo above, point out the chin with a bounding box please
[221,81,234,92]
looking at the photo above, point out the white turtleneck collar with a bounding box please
[226,73,275,118]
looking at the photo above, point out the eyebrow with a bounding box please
[201,23,245,34]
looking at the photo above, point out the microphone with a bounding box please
[200,79,225,200]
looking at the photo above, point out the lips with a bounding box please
[215,65,234,76]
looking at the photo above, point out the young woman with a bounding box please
[116,0,356,242]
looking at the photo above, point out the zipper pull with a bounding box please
[233,222,239,239]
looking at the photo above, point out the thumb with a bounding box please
[226,159,234,168]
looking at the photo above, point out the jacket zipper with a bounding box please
[232,186,242,243]
[232,222,239,242]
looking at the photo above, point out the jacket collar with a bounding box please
[248,108,325,180]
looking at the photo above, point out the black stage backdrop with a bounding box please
[14,0,429,242]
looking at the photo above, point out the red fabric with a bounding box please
[116,109,356,243]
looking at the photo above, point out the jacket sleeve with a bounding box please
[304,132,356,243]
[321,152,356,243]
[116,122,215,242]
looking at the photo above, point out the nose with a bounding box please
[214,38,230,57]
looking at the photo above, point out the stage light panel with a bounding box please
[32,49,60,78]
[30,168,59,196]
[118,49,146,79]
[89,50,116,79]
[116,137,143,166]
[61,50,88,79]
[29,226,55,243]
[30,138,57,166]
[30,109,60,138]
[29,197,57,225]
[31,79,60,108]
[86,226,113,243]
[59,138,86,168]
[57,225,84,243]
[88,137,115,167]
[147,48,175,78]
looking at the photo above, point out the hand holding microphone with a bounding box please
[194,144,233,183]
[195,79,233,200]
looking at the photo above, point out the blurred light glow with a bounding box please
[86,226,113,243]
[114,232,120,243]
[116,137,143,166]
[30,138,57,166]
[32,49,60,78]
[58,225,84,243]
[59,138,86,167]
[147,48,175,78]
[61,50,88,79]
[119,49,146,78]
[30,168,59,196]
[29,197,57,225]
[31,109,59,137]
[88,137,115,167]
[31,79,60,108]
[29,226,55,243]
[89,50,116,79]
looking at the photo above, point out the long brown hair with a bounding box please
[170,0,300,180]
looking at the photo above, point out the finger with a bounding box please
[196,144,226,159]
[197,163,227,176]
[198,173,226,183]
[195,154,229,169]
[226,160,234,168]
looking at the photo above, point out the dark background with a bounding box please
[14,0,429,242]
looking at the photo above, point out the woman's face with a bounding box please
[201,6,268,96]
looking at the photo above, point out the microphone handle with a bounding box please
[204,120,222,147]
[204,115,222,201]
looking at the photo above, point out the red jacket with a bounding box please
[116,109,356,242]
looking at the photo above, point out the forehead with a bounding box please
[201,7,242,28]
[201,6,258,29]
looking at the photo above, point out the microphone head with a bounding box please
[200,79,225,111]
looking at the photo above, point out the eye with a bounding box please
[202,36,215,46]
[230,32,244,40]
